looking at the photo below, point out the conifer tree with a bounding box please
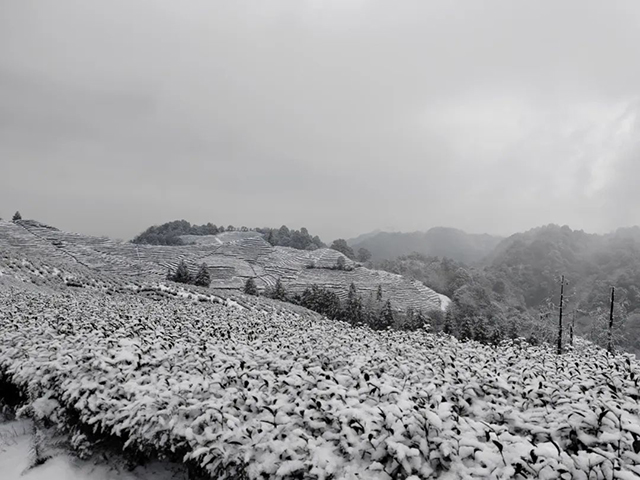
[344,282,363,324]
[173,260,192,284]
[415,309,428,330]
[12,211,22,222]
[272,278,286,300]
[373,300,394,330]
[244,277,258,296]
[193,263,211,287]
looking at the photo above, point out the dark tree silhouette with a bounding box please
[172,260,192,284]
[373,300,394,330]
[343,283,363,324]
[244,277,258,296]
[272,278,286,301]
[330,239,355,260]
[193,263,211,287]
[12,211,22,222]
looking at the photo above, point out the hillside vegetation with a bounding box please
[0,219,446,315]
[133,220,325,251]
[2,286,640,479]
[371,225,640,356]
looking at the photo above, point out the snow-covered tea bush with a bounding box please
[1,287,639,479]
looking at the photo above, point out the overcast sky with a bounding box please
[2,1,640,241]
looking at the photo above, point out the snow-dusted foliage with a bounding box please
[1,287,640,479]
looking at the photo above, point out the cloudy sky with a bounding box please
[2,1,640,241]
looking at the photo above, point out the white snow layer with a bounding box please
[0,419,186,480]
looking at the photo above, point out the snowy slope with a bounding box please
[0,220,449,313]
[0,419,187,480]
[1,285,639,479]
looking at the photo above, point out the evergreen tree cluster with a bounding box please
[166,260,211,287]
[242,277,429,332]
[257,226,325,250]
[133,220,325,251]
[243,277,286,300]
[330,239,355,260]
[133,220,223,245]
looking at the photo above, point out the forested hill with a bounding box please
[348,227,503,264]
[490,224,640,312]
[373,224,640,356]
[132,220,325,250]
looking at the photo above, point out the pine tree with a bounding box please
[415,309,428,330]
[373,300,394,330]
[473,317,489,343]
[244,277,258,296]
[12,211,22,222]
[193,263,211,287]
[272,278,286,300]
[344,283,363,324]
[376,284,383,301]
[173,260,192,284]
[459,318,474,341]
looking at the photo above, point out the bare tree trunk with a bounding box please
[570,309,575,346]
[607,286,615,354]
[557,275,565,355]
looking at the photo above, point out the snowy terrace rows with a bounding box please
[1,287,640,479]
[0,220,445,313]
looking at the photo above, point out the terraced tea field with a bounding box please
[1,286,639,479]
[0,220,445,313]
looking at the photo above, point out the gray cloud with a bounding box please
[2,0,640,241]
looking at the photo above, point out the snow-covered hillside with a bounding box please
[1,286,639,479]
[0,220,447,313]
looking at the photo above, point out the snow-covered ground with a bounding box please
[2,285,640,479]
[438,293,451,311]
[0,419,186,480]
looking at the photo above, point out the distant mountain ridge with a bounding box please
[349,227,504,263]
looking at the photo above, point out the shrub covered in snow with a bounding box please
[1,287,640,479]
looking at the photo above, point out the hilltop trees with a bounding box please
[12,211,22,222]
[133,220,190,245]
[330,239,355,260]
[133,220,227,245]
[258,226,325,250]
[133,220,327,251]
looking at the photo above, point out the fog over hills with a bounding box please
[363,223,640,356]
[349,227,504,264]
